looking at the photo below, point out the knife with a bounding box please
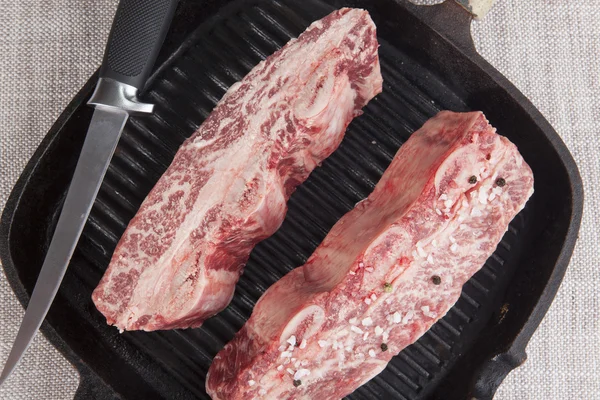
[0,0,179,385]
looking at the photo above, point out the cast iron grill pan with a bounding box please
[0,0,583,399]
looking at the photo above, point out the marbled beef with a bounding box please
[206,111,534,399]
[92,8,383,331]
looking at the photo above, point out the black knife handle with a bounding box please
[100,0,179,90]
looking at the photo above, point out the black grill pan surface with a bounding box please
[0,0,583,399]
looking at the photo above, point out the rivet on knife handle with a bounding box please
[89,0,179,114]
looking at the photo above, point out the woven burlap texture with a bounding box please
[1,0,598,399]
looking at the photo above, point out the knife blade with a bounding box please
[0,0,179,385]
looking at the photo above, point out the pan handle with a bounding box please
[406,0,497,56]
[454,0,497,20]
[405,1,476,56]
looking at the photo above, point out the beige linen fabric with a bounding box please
[0,0,598,399]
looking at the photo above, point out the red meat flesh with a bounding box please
[92,7,382,331]
[206,111,534,399]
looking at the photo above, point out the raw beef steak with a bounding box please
[92,8,383,331]
[206,111,534,399]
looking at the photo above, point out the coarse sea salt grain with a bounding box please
[427,254,434,264]
[363,332,369,340]
[478,190,488,205]
[450,243,458,253]
[383,332,389,342]
[439,194,448,201]
[369,349,377,358]
[449,235,456,243]
[422,306,436,318]
[277,365,284,371]
[248,380,256,386]
[362,317,373,326]
[392,312,402,323]
[351,326,364,334]
[299,339,307,349]
[358,262,365,268]
[280,351,292,358]
[294,369,311,380]
[349,317,358,325]
[370,294,377,301]
[349,271,356,275]
[364,298,372,305]
[375,326,383,336]
[287,368,294,375]
[287,335,296,346]
[436,208,442,215]
[417,246,427,258]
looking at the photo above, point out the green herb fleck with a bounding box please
[293,380,302,387]
[469,175,477,184]
[431,275,442,285]
[496,177,506,187]
[380,343,388,352]
[383,282,393,293]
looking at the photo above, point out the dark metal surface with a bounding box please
[0,0,583,399]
